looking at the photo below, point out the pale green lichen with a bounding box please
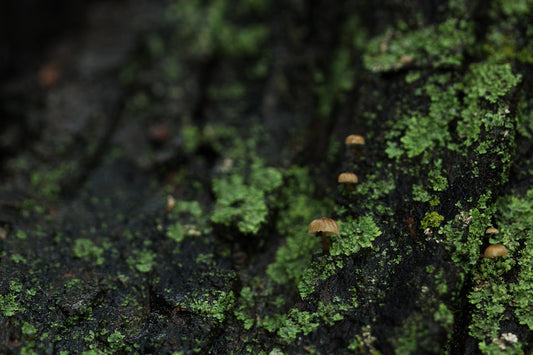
[298,256,343,299]
[421,211,444,230]
[330,215,381,256]
[266,167,332,284]
[364,18,473,72]
[72,238,105,266]
[211,164,282,235]
[185,290,235,325]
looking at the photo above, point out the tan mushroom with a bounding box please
[308,217,339,252]
[345,134,365,157]
[483,244,508,259]
[485,227,499,236]
[338,172,358,191]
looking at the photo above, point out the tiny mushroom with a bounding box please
[166,195,176,212]
[338,172,358,191]
[483,244,508,259]
[405,217,416,240]
[485,227,499,236]
[308,217,339,252]
[345,134,365,157]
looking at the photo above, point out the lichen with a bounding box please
[330,215,382,256]
[211,164,282,235]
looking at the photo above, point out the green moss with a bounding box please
[165,0,269,58]
[465,63,521,104]
[186,290,235,325]
[261,309,319,344]
[314,48,355,117]
[412,184,432,203]
[421,211,444,229]
[265,167,334,284]
[0,293,23,316]
[29,161,77,200]
[127,249,156,273]
[298,256,343,299]
[364,18,473,73]
[390,313,435,354]
[428,159,448,192]
[385,60,520,161]
[330,215,382,256]
[72,238,105,266]
[16,229,28,240]
[167,222,186,243]
[166,200,206,244]
[22,322,38,337]
[211,164,282,234]
[10,280,23,293]
[437,187,533,353]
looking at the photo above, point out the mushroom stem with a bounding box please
[347,183,354,191]
[319,232,330,252]
[406,217,417,241]
[354,146,361,158]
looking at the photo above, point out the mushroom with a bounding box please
[338,172,358,191]
[485,227,499,236]
[345,134,365,157]
[308,217,339,252]
[483,244,508,259]
[405,217,416,240]
[166,195,176,212]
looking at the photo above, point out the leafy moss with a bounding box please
[298,256,343,299]
[421,212,444,229]
[211,166,282,234]
[186,290,235,324]
[267,168,334,284]
[72,238,105,266]
[261,309,319,344]
[364,18,473,73]
[0,294,23,317]
[165,0,269,58]
[330,215,382,256]
[465,63,521,104]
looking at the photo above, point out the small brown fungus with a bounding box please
[485,227,499,236]
[338,172,358,191]
[405,217,417,240]
[166,195,176,212]
[308,217,339,252]
[345,134,365,157]
[483,244,508,259]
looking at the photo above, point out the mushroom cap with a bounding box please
[345,134,365,145]
[308,217,339,236]
[485,227,499,235]
[338,172,358,184]
[483,244,508,258]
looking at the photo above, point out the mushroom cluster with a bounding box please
[307,134,366,252]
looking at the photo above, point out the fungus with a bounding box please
[405,217,417,240]
[308,217,339,252]
[345,134,365,157]
[485,227,499,236]
[338,172,358,191]
[166,195,176,212]
[483,244,508,259]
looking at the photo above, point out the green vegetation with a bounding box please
[266,167,333,284]
[2,0,533,353]
[364,18,473,72]
[211,164,282,235]
[330,215,381,256]
[72,238,105,266]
